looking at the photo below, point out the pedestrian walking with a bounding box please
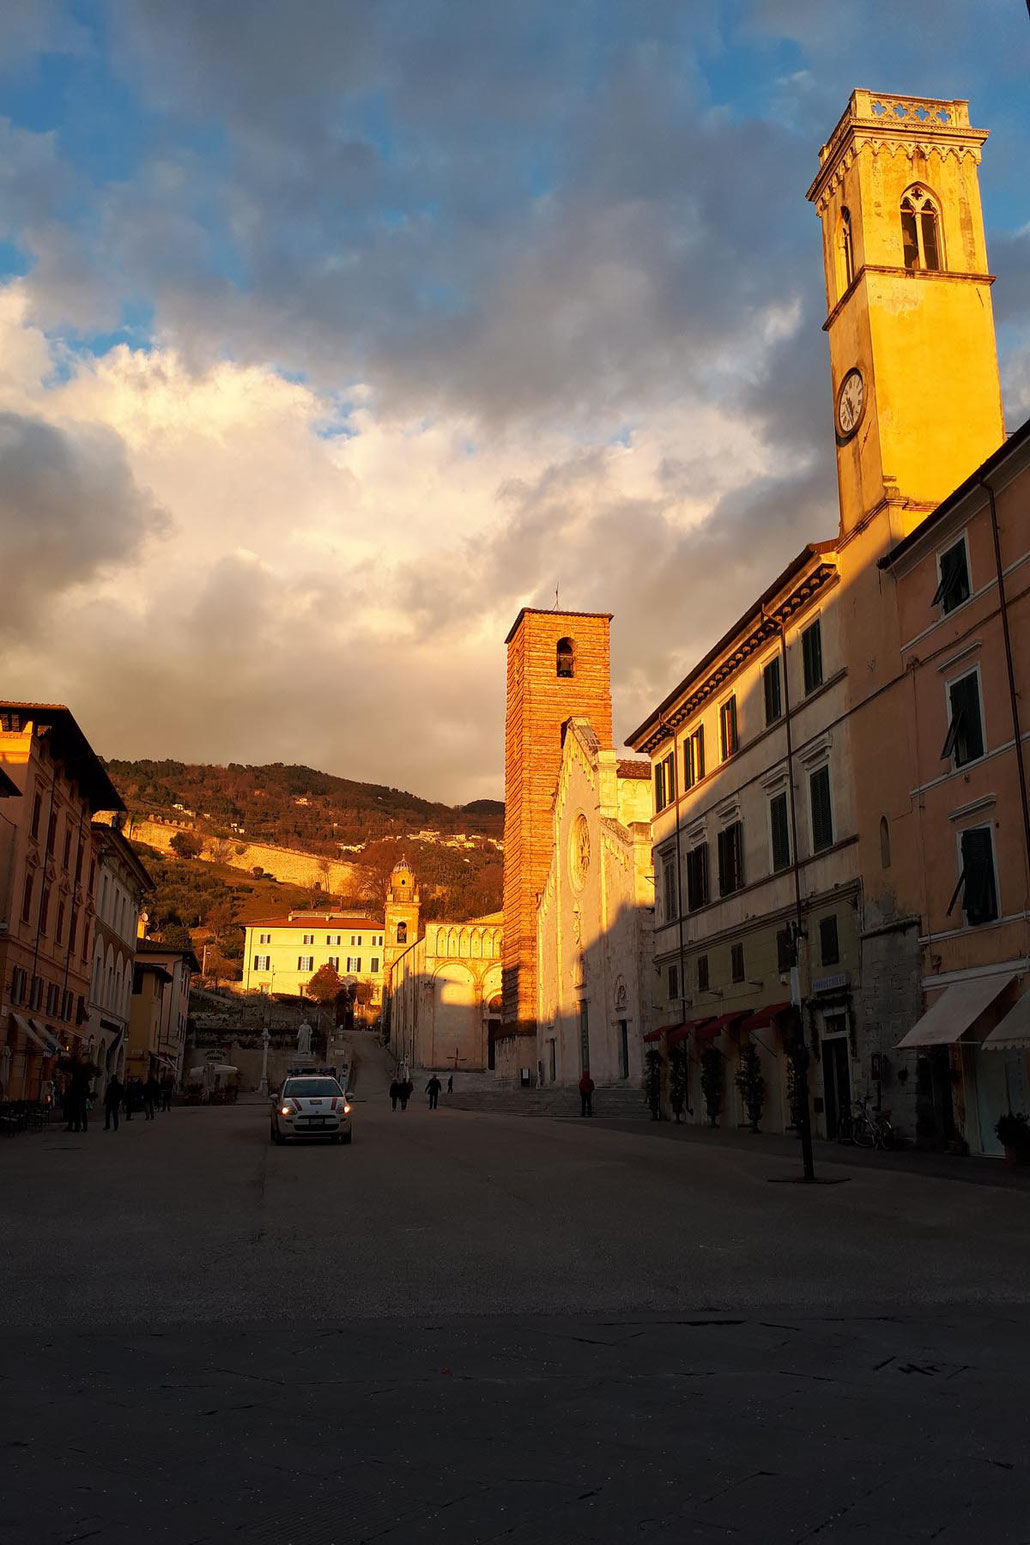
[399,1079,413,1111]
[578,1069,595,1118]
[124,1076,140,1119]
[389,1079,400,1111]
[103,1076,124,1132]
[160,1074,173,1112]
[143,1075,158,1121]
[446,1074,453,1095]
[65,1063,91,1132]
[425,1075,442,1110]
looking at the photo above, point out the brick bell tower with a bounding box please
[502,609,614,1044]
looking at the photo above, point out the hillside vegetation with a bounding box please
[111,760,506,974]
[105,758,503,852]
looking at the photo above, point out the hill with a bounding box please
[104,759,504,852]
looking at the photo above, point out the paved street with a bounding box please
[3,1035,1030,1543]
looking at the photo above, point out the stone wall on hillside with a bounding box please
[124,816,360,894]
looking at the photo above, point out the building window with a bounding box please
[809,767,834,853]
[74,841,83,883]
[31,791,42,839]
[719,697,738,761]
[46,811,57,855]
[370,957,380,973]
[69,909,78,953]
[683,726,705,790]
[557,637,575,678]
[900,186,942,272]
[730,943,745,983]
[298,955,314,972]
[668,964,680,1002]
[820,915,840,966]
[763,659,782,725]
[259,933,272,945]
[21,872,34,923]
[39,885,50,934]
[697,955,709,993]
[769,792,791,873]
[942,671,984,768]
[396,922,407,944]
[327,934,342,946]
[686,842,709,911]
[880,815,891,870]
[717,821,745,896]
[327,956,340,970]
[347,956,361,972]
[55,901,65,944]
[662,859,678,924]
[933,537,970,614]
[801,621,823,694]
[254,955,271,971]
[350,935,360,946]
[62,828,72,869]
[776,928,794,973]
[949,826,999,928]
[654,751,676,813]
[31,975,43,1009]
[839,205,855,291]
[302,933,315,945]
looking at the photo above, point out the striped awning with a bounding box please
[980,990,1030,1051]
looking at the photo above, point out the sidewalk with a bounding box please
[580,1108,1030,1189]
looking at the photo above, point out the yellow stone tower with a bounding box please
[806,89,1004,542]
[383,859,420,977]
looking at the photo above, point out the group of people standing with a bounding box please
[389,1073,453,1111]
[60,1069,174,1133]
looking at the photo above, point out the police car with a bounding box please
[270,1069,353,1145]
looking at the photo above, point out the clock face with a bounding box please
[836,368,865,438]
[569,813,591,890]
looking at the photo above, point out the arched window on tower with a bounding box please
[900,187,942,272]
[839,206,855,293]
[396,922,407,944]
[556,637,575,678]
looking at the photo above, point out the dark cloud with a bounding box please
[0,411,165,634]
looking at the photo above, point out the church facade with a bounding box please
[536,720,654,1088]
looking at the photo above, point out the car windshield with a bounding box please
[284,1078,341,1098]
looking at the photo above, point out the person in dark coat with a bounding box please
[399,1079,413,1111]
[142,1075,159,1121]
[446,1074,453,1094]
[425,1075,442,1110]
[389,1080,400,1111]
[65,1064,92,1132]
[578,1070,595,1118]
[103,1076,124,1132]
[160,1074,173,1112]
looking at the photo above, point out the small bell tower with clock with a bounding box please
[806,90,1005,543]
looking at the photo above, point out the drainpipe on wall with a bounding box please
[980,474,1030,952]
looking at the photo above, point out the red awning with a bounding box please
[669,1017,716,1044]
[643,1027,667,1042]
[701,1010,750,1037]
[738,1002,792,1033]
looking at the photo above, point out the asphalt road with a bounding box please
[3,1034,1030,1543]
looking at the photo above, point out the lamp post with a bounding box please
[258,1028,271,1095]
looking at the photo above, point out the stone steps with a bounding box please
[442,1083,651,1120]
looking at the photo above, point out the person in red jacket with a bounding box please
[578,1069,595,1118]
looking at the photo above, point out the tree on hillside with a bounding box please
[306,962,343,1008]
[170,830,203,860]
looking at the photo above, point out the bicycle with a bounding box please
[849,1094,894,1150]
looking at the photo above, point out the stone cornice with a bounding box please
[807,91,987,207]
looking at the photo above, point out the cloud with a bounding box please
[0,408,164,638]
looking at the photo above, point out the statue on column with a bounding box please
[297,1020,312,1056]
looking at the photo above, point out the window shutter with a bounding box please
[770,793,791,872]
[960,827,997,926]
[819,915,840,966]
[810,768,833,852]
[802,622,823,694]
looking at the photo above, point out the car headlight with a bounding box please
[280,1105,293,1116]
[343,1104,352,1115]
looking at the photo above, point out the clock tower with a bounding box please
[807,90,1004,543]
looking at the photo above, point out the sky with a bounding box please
[1,1,1028,803]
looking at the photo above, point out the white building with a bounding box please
[388,915,503,1076]
[536,720,654,1088]
[88,823,154,1089]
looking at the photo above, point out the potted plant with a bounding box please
[643,1048,664,1120]
[668,1047,688,1123]
[735,1042,766,1133]
[700,1046,724,1127]
[995,1111,1030,1165]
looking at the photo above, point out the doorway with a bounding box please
[487,1019,500,1071]
[618,1020,629,1080]
[822,1034,852,1140]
